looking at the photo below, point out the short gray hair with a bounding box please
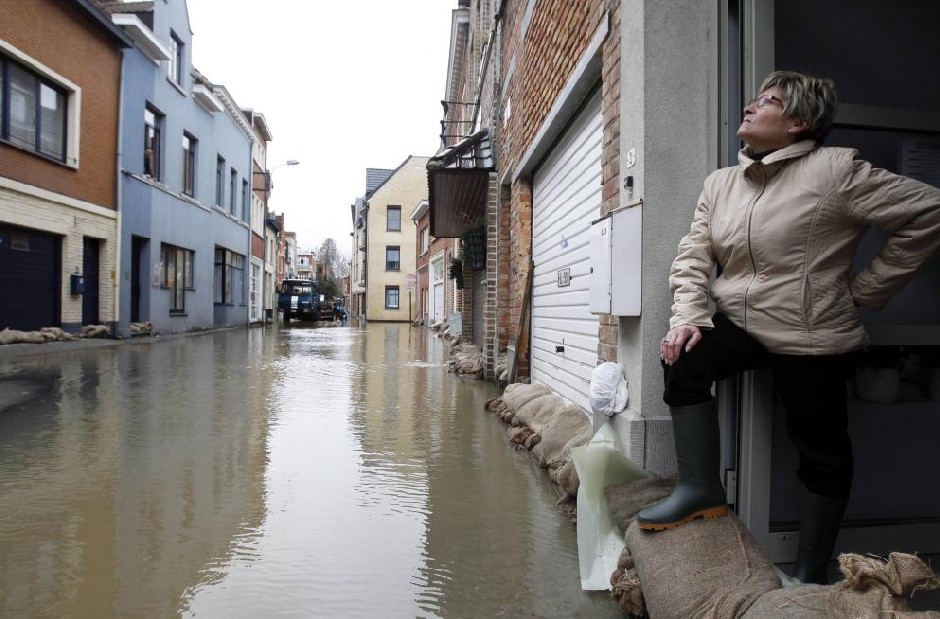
[759,71,838,144]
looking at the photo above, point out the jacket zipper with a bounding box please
[742,166,767,331]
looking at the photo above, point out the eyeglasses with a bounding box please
[747,94,784,109]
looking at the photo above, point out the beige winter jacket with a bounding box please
[670,140,940,354]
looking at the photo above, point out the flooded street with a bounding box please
[0,324,618,618]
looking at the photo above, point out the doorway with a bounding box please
[734,0,940,562]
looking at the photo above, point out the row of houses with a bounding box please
[0,0,302,338]
[405,0,939,567]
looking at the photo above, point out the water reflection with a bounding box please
[0,325,618,618]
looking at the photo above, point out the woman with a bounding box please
[635,71,940,584]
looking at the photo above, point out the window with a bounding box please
[385,286,400,309]
[214,248,245,305]
[1,55,68,162]
[387,205,401,231]
[168,32,184,85]
[385,246,400,271]
[144,106,162,179]
[242,179,249,221]
[160,243,194,313]
[182,133,196,196]
[420,226,430,255]
[229,169,238,215]
[215,156,225,206]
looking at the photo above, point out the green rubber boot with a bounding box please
[791,492,847,584]
[636,400,729,531]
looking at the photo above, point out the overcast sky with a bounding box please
[186,1,455,255]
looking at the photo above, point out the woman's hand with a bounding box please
[660,325,702,366]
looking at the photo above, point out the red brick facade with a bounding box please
[0,0,123,209]
[495,0,618,376]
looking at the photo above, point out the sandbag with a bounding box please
[625,513,781,619]
[0,328,46,345]
[511,393,561,432]
[826,552,940,619]
[500,382,551,412]
[739,584,830,618]
[605,477,676,535]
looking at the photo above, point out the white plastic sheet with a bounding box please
[570,420,650,590]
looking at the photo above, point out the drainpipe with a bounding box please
[113,48,126,338]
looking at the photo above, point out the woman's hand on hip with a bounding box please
[660,325,702,365]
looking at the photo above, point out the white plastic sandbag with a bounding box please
[589,362,628,416]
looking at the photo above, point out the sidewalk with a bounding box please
[0,327,246,362]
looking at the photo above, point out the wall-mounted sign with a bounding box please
[557,268,571,287]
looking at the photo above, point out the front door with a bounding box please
[734,0,940,562]
[82,237,100,326]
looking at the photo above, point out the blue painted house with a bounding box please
[103,0,252,337]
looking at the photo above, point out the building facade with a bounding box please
[364,156,429,322]
[105,0,254,337]
[0,0,129,334]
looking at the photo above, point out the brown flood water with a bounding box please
[0,324,620,618]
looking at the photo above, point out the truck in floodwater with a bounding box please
[277,278,321,321]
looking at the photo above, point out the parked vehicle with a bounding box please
[278,279,320,321]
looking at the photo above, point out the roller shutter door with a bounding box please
[0,224,59,331]
[530,89,602,412]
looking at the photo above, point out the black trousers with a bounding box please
[663,313,855,498]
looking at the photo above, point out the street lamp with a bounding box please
[266,159,300,191]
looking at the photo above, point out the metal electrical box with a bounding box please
[70,274,86,295]
[589,204,642,315]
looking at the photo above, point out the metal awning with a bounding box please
[427,130,493,238]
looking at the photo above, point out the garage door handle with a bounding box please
[555,345,565,353]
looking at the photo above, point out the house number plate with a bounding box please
[557,268,571,287]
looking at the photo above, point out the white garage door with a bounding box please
[531,89,602,412]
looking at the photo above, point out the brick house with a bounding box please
[430,0,940,569]
[0,0,130,333]
[410,199,459,328]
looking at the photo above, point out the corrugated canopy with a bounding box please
[427,130,493,238]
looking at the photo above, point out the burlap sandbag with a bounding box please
[551,458,580,497]
[500,382,551,413]
[530,404,592,468]
[625,513,781,619]
[0,328,45,345]
[514,393,565,434]
[739,584,830,618]
[826,552,940,618]
[605,477,677,535]
[610,546,646,616]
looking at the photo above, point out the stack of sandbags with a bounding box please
[0,328,47,345]
[130,321,153,335]
[741,553,940,618]
[40,327,78,342]
[605,477,940,618]
[448,342,483,378]
[485,382,593,499]
[0,326,81,344]
[81,324,110,338]
[439,324,462,344]
[494,349,508,382]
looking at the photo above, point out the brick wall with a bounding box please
[494,0,616,376]
[0,0,123,209]
[598,0,621,363]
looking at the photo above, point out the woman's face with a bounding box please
[736,85,807,153]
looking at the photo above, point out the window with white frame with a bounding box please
[182,132,196,196]
[144,106,162,179]
[242,179,249,221]
[420,226,430,255]
[168,32,184,85]
[215,155,225,205]
[385,286,400,309]
[1,54,68,162]
[229,168,237,215]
